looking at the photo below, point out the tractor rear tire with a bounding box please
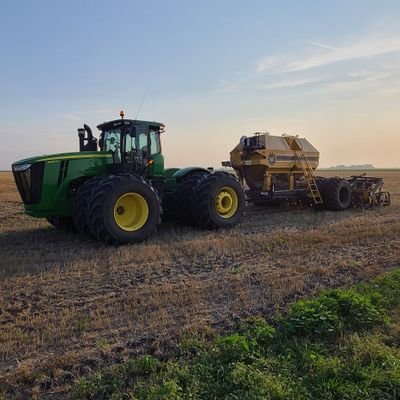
[73,176,106,235]
[192,172,245,229]
[174,171,210,225]
[46,216,77,232]
[87,174,162,244]
[323,178,352,211]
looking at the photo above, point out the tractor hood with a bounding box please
[12,151,112,167]
[12,151,113,218]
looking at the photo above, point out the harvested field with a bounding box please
[0,170,399,399]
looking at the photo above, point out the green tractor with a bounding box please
[12,112,245,244]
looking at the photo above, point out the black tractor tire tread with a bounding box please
[315,177,328,193]
[322,177,352,211]
[87,174,162,244]
[173,171,210,225]
[193,171,245,230]
[72,176,107,235]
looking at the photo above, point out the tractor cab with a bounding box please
[78,112,165,177]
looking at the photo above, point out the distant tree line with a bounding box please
[328,164,375,170]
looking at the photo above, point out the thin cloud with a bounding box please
[308,41,342,51]
[222,32,400,95]
[345,70,391,83]
[216,78,241,93]
[260,77,323,90]
[287,35,400,71]
[317,69,393,93]
[256,33,400,73]
[377,86,400,95]
[256,56,282,72]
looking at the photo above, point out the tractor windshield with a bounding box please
[103,129,122,163]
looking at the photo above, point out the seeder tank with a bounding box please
[230,133,319,195]
[229,132,390,209]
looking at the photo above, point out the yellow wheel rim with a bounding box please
[215,186,238,219]
[113,192,149,231]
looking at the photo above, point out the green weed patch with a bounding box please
[73,268,400,400]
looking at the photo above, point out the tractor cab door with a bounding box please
[124,125,149,171]
[125,125,163,175]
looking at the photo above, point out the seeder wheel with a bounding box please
[376,191,391,206]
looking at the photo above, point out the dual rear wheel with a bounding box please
[174,171,246,230]
[73,174,161,244]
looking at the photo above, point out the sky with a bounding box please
[0,0,399,170]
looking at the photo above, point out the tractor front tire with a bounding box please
[174,171,210,225]
[323,178,352,211]
[193,172,245,229]
[73,176,106,235]
[87,174,162,244]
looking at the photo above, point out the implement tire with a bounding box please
[315,177,328,197]
[46,216,77,232]
[87,174,162,244]
[72,176,106,235]
[174,171,210,225]
[192,172,245,229]
[313,177,329,210]
[323,178,352,211]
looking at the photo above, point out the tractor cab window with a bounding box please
[125,127,161,157]
[125,129,147,153]
[138,132,148,154]
[149,129,161,154]
[103,129,121,163]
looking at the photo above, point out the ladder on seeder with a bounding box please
[295,152,323,205]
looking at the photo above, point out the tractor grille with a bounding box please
[12,162,45,204]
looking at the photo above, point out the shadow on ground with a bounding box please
[0,204,367,279]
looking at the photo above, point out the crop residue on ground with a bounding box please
[0,170,399,399]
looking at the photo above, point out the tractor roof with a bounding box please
[97,119,165,132]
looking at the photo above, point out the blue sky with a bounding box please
[1,0,399,169]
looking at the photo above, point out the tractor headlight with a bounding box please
[13,163,32,172]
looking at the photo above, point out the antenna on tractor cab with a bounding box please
[135,94,147,120]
